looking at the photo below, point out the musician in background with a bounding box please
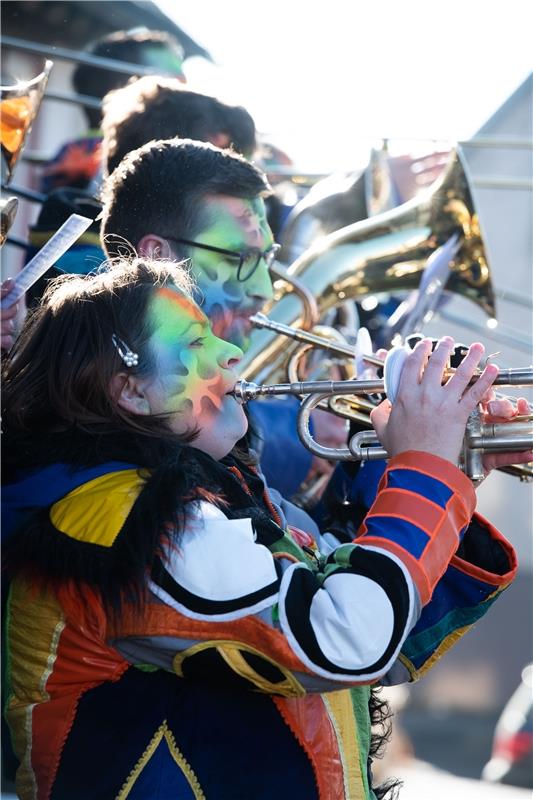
[102,75,257,175]
[41,27,186,194]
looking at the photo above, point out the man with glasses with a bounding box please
[101,138,276,352]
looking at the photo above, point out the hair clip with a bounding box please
[112,334,139,368]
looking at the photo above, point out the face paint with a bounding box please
[186,195,275,351]
[140,45,186,82]
[143,285,247,459]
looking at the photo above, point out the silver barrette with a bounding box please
[111,334,139,368]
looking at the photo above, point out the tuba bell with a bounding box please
[243,147,495,383]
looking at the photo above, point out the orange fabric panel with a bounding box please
[273,694,345,800]
[113,601,312,676]
[386,451,476,513]
[366,488,445,534]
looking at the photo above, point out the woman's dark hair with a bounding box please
[2,256,193,438]
[2,256,246,612]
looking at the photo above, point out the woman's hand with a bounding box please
[477,395,532,477]
[370,337,499,466]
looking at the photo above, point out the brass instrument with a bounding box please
[233,368,533,483]
[251,312,379,423]
[1,60,53,184]
[1,60,53,253]
[244,148,494,384]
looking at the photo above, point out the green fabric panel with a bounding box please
[350,685,374,799]
[401,591,501,663]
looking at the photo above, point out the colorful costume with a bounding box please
[4,451,516,799]
[40,132,103,194]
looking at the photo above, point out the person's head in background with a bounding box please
[101,76,257,175]
[101,139,277,351]
[3,257,246,462]
[73,27,186,129]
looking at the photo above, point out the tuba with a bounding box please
[243,147,495,383]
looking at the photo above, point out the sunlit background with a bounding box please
[159,0,533,171]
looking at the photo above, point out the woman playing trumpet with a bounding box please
[1,257,524,799]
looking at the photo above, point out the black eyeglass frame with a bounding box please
[163,236,281,282]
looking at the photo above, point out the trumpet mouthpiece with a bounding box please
[232,380,261,403]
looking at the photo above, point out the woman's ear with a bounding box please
[109,373,151,416]
[137,233,175,260]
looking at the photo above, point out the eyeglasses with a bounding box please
[163,237,281,282]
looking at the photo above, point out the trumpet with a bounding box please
[233,367,533,482]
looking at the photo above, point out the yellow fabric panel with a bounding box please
[173,639,306,698]
[49,469,146,547]
[323,690,366,800]
[5,579,66,796]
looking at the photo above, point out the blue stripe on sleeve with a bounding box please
[386,468,453,509]
[365,515,430,558]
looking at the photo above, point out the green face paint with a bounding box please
[144,286,247,459]
[140,45,185,81]
[187,195,275,351]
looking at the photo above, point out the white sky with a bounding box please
[157,0,532,172]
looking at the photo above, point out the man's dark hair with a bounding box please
[100,138,271,259]
[73,28,185,127]
[102,76,257,174]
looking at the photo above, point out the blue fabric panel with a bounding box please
[2,461,136,540]
[248,396,313,497]
[23,245,105,276]
[408,561,499,632]
[54,245,105,275]
[365,515,430,558]
[127,738,197,800]
[51,667,318,800]
[385,468,453,509]
[401,592,502,669]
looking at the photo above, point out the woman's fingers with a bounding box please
[460,361,499,409]
[370,399,392,441]
[419,336,454,387]
[444,342,485,398]
[396,338,432,398]
[0,278,14,299]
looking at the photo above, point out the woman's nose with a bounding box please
[219,341,243,370]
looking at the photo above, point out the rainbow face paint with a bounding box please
[145,286,247,459]
[187,195,275,351]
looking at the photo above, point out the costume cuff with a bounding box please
[355,451,477,604]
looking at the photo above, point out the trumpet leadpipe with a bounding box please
[233,366,533,404]
[250,312,383,366]
[233,378,385,403]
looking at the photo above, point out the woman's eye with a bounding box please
[189,337,206,348]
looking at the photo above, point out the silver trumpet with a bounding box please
[233,370,533,482]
